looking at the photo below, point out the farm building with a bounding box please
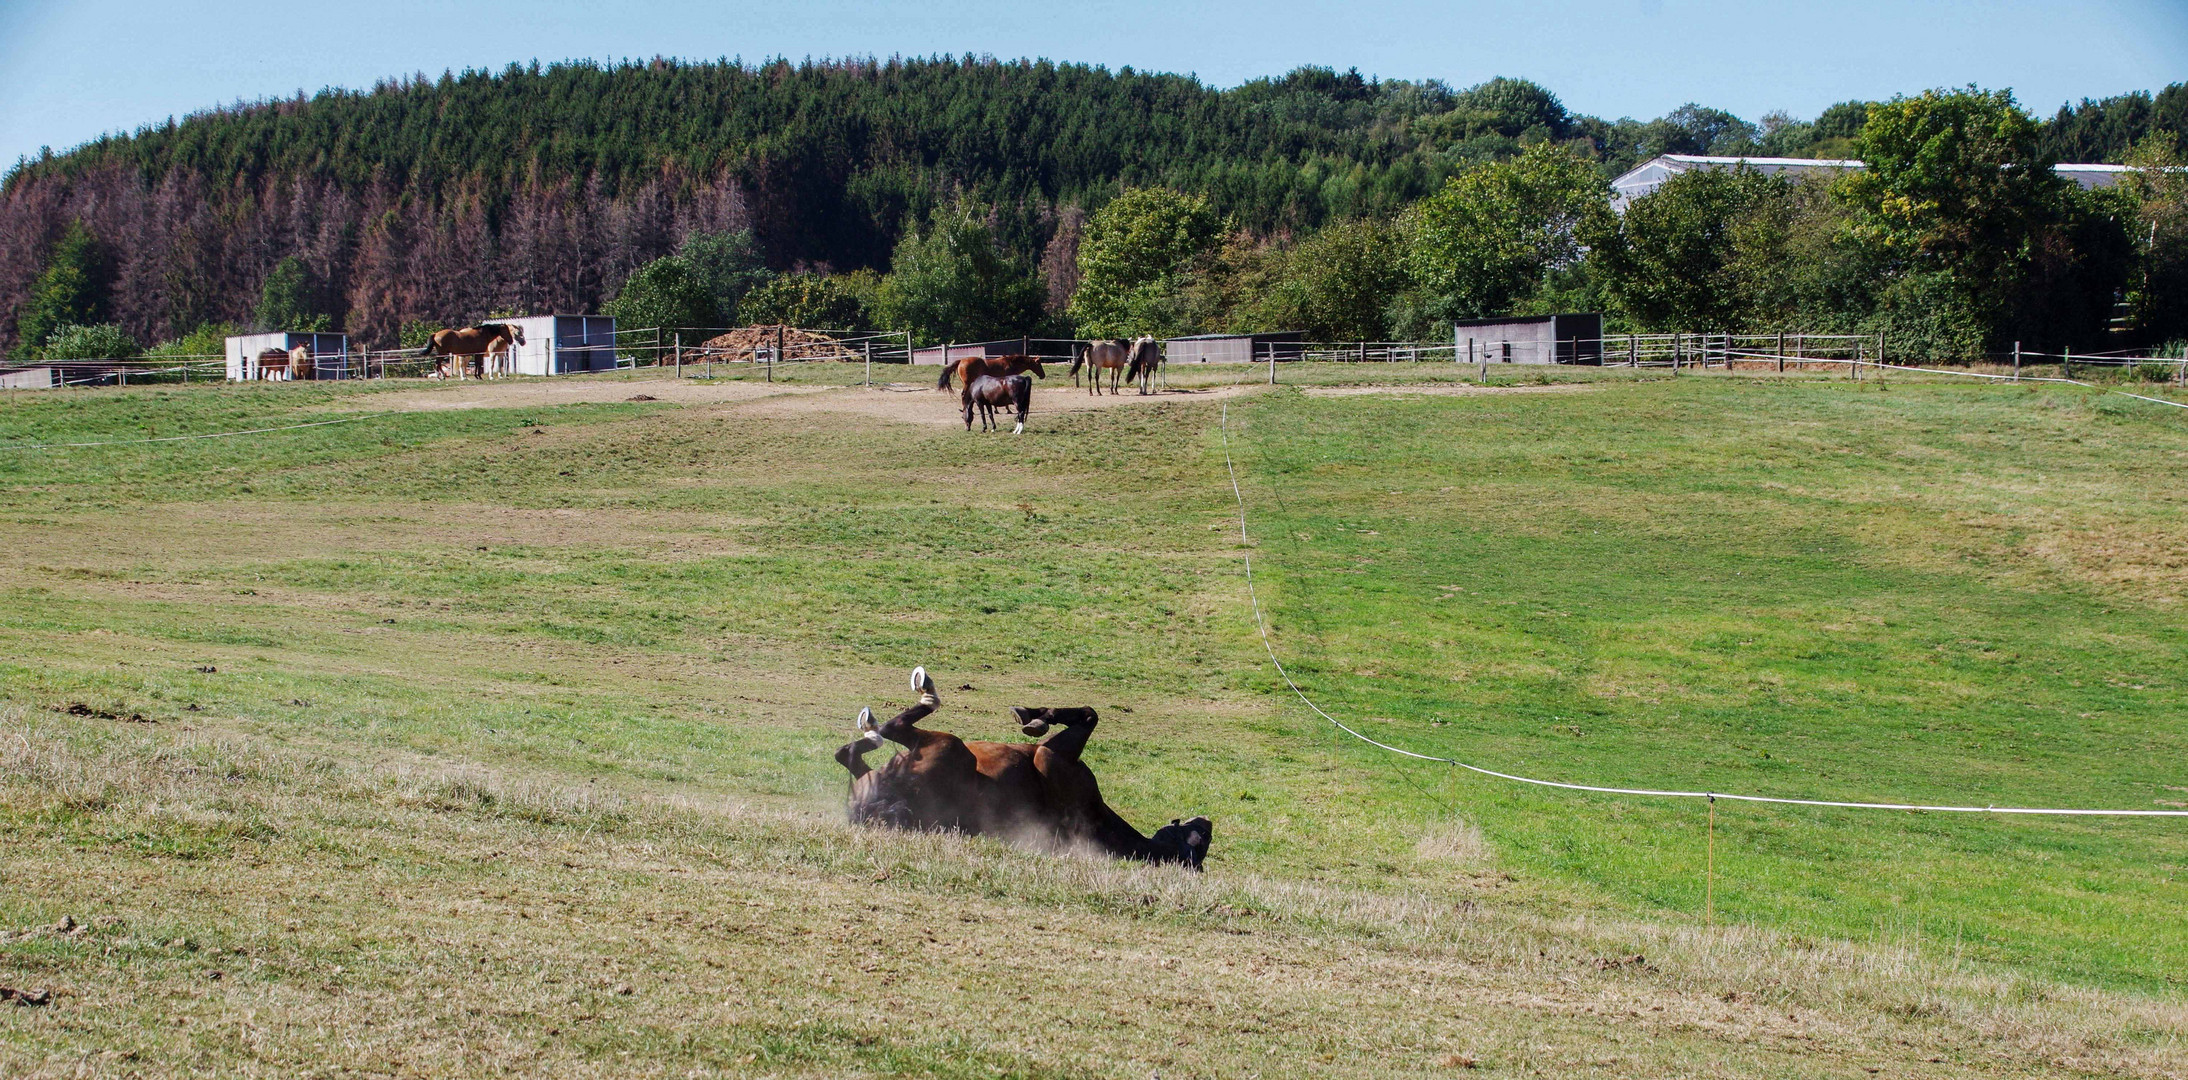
[1612,155,2136,210]
[490,315,619,375]
[0,367,57,389]
[225,332,352,381]
[1163,333,1305,364]
[1454,314,1603,365]
[911,337,1041,366]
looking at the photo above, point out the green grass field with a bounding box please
[3,363,2185,1077]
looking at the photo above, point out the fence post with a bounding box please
[1627,334,1637,368]
[864,339,873,387]
[1673,333,1682,373]
[2013,341,2021,382]
[2062,346,2072,379]
[1776,331,1785,374]
[1876,332,1885,376]
[1267,340,1276,385]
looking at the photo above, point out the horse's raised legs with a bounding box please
[1012,706,1098,760]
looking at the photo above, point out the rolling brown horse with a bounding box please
[835,667,1211,868]
[935,352,1046,392]
[963,373,1032,433]
[425,323,525,380]
[1071,339,1132,395]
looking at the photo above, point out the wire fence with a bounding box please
[9,326,2187,390]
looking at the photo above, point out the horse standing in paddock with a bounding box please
[1071,339,1132,395]
[254,348,293,380]
[834,667,1212,868]
[287,343,315,381]
[963,374,1032,433]
[1123,336,1164,395]
[935,353,1046,392]
[424,323,525,380]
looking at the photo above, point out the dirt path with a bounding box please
[1300,382,1599,398]
[739,382,1257,427]
[357,375,1261,426]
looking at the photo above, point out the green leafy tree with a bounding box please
[739,271,876,328]
[12,222,109,361]
[254,256,333,331]
[1597,167,1792,330]
[2122,135,2188,343]
[876,211,1047,344]
[1844,86,2104,354]
[144,322,241,361]
[42,323,140,361]
[1068,189,1220,338]
[398,320,442,350]
[1845,89,2062,291]
[1256,220,1406,340]
[679,229,775,324]
[602,256,720,331]
[1401,143,1612,322]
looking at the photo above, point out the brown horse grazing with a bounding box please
[1071,339,1132,395]
[1122,336,1163,395]
[834,667,1212,868]
[936,353,1046,392]
[425,323,525,380]
[963,373,1031,433]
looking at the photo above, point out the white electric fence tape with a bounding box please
[1217,384,2188,818]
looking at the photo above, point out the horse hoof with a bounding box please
[909,666,927,692]
[1012,423,1024,434]
[1020,719,1050,737]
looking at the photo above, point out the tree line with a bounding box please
[4,57,2185,362]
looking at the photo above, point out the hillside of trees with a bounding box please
[4,57,2185,360]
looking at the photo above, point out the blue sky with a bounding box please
[2,0,2183,168]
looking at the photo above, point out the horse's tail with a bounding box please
[1069,349,1085,380]
[1013,375,1032,416]
[936,362,953,391]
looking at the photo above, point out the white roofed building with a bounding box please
[1610,155,2134,211]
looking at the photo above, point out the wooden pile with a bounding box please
[696,325,855,362]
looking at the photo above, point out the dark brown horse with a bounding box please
[963,374,1031,433]
[424,323,525,380]
[936,353,1046,391]
[834,667,1211,868]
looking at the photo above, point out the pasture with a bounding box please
[2,364,2186,1078]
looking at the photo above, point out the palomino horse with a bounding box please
[287,343,314,381]
[834,667,1211,867]
[935,352,1045,392]
[963,373,1031,433]
[1122,336,1163,395]
[425,323,524,380]
[1071,339,1132,395]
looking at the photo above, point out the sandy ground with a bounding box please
[1300,382,1600,397]
[358,375,1261,426]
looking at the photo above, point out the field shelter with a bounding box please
[1453,313,1604,365]
[224,332,352,381]
[491,315,619,375]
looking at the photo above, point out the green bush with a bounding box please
[602,256,719,332]
[42,322,140,361]
[145,322,240,361]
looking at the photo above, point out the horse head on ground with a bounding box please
[963,373,1032,433]
[834,668,1211,868]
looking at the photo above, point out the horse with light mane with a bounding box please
[834,667,1211,867]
